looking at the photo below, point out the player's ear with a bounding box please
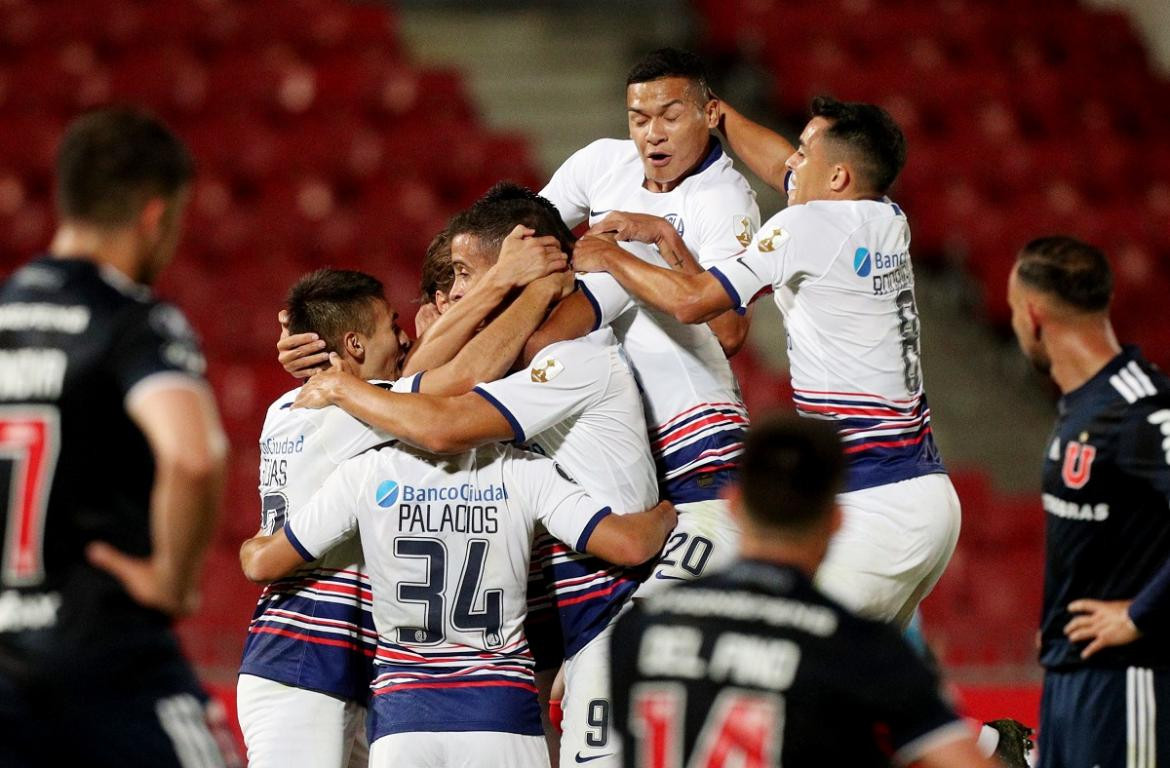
[341,330,365,363]
[721,482,745,522]
[704,97,719,130]
[827,504,843,536]
[828,163,850,193]
[136,197,168,240]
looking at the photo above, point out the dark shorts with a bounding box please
[0,653,240,768]
[1041,666,1169,768]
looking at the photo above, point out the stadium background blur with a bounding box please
[2,0,1167,754]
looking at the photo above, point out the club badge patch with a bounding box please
[1061,441,1096,489]
[756,227,789,253]
[530,357,564,383]
[733,214,756,248]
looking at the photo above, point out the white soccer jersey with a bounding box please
[541,138,758,503]
[709,199,946,492]
[473,329,657,514]
[240,375,418,700]
[283,442,611,739]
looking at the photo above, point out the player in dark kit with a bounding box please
[0,108,238,766]
[609,414,991,767]
[1008,236,1170,767]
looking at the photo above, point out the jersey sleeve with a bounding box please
[706,208,810,311]
[109,301,208,403]
[540,141,604,229]
[689,182,761,268]
[576,273,636,330]
[472,341,606,444]
[861,626,967,765]
[283,454,366,562]
[313,376,414,464]
[504,448,612,552]
[1119,400,1170,635]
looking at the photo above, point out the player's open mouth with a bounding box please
[648,152,671,167]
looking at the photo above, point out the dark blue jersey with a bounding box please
[1040,346,1170,670]
[610,560,964,767]
[0,256,207,684]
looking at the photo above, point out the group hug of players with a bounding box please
[1,45,1169,768]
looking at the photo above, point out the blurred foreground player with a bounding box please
[1008,237,1170,767]
[610,414,992,767]
[0,107,237,766]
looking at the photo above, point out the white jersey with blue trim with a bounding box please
[283,442,612,738]
[473,329,658,657]
[708,198,946,492]
[541,138,759,503]
[239,375,418,701]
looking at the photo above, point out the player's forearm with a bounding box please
[706,310,750,357]
[150,450,226,608]
[717,101,794,192]
[239,531,301,583]
[521,290,596,367]
[1129,558,1170,636]
[427,279,559,395]
[592,501,677,566]
[599,248,728,325]
[332,381,500,453]
[404,269,513,376]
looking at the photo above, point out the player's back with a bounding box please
[0,256,206,680]
[610,559,963,766]
[285,440,612,740]
[725,199,945,492]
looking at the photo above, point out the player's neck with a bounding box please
[50,224,145,284]
[1047,320,1122,394]
[738,538,822,578]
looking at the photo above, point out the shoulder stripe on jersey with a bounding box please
[471,386,526,443]
[1119,368,1152,401]
[1127,362,1158,397]
[1112,373,1140,403]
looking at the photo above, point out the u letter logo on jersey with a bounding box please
[1061,442,1096,489]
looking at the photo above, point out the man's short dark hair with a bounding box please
[739,414,846,534]
[286,269,387,354]
[420,228,453,304]
[626,48,711,102]
[55,106,194,226]
[447,182,575,259]
[1016,236,1113,313]
[810,96,906,195]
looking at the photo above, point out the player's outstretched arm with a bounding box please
[587,213,751,356]
[295,356,515,453]
[917,737,997,768]
[88,382,228,616]
[717,100,795,193]
[574,235,735,325]
[422,272,569,395]
[239,529,308,583]
[404,226,568,376]
[520,289,599,367]
[582,501,678,566]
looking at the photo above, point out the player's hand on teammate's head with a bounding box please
[414,302,442,338]
[277,309,330,378]
[531,269,577,302]
[572,234,625,273]
[86,541,199,617]
[292,353,356,410]
[1064,598,1142,659]
[586,211,670,245]
[494,224,570,288]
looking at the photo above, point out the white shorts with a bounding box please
[370,730,549,768]
[633,498,741,599]
[237,674,368,768]
[560,625,618,767]
[815,473,961,630]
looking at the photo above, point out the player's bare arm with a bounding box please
[588,211,752,356]
[296,356,513,454]
[573,234,735,325]
[239,528,307,584]
[717,99,796,192]
[582,500,678,566]
[404,226,568,375]
[88,382,228,616]
[520,289,598,367]
[917,736,998,768]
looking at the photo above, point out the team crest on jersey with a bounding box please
[1061,441,1096,489]
[530,357,564,383]
[756,227,788,253]
[664,213,684,237]
[733,214,756,247]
